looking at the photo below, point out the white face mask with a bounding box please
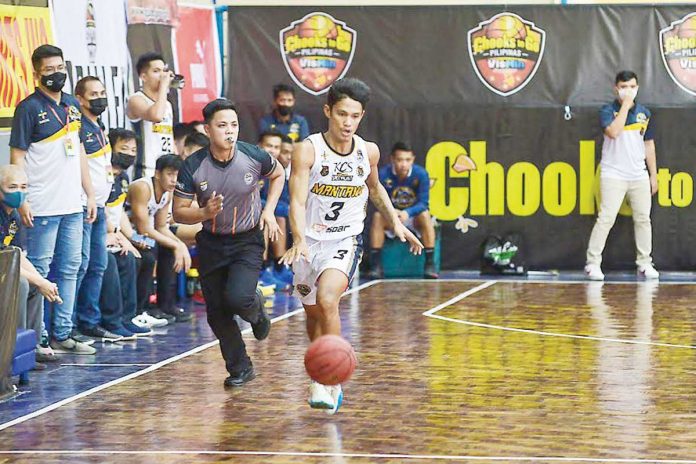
[618,87,638,101]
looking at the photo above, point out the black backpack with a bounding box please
[480,233,527,275]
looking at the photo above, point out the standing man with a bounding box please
[258,83,309,143]
[74,76,121,341]
[280,78,423,414]
[10,44,97,355]
[173,99,285,388]
[369,142,438,279]
[585,71,659,281]
[127,52,176,179]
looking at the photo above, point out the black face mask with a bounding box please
[89,97,108,116]
[277,105,293,117]
[111,152,135,170]
[41,72,67,92]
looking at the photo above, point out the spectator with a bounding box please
[182,132,209,160]
[369,142,438,279]
[258,131,292,288]
[127,52,176,179]
[584,71,659,281]
[100,128,157,336]
[73,76,121,342]
[258,83,309,142]
[279,134,293,172]
[173,122,195,157]
[10,44,96,355]
[0,165,61,366]
[128,154,192,323]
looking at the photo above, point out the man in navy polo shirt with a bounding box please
[9,44,97,355]
[258,83,309,143]
[585,70,659,281]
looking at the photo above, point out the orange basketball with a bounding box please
[304,335,357,385]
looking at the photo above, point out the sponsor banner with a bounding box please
[228,5,696,270]
[53,0,132,131]
[279,12,356,95]
[0,5,54,129]
[173,5,221,122]
[126,0,178,26]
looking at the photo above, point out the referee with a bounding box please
[173,99,285,388]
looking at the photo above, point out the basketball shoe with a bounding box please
[308,381,334,410]
[325,384,343,415]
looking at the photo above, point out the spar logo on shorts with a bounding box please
[279,12,357,96]
[295,284,312,297]
[467,12,546,97]
[660,12,696,96]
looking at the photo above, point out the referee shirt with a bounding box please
[175,141,277,235]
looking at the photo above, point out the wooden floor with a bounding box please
[2,279,696,463]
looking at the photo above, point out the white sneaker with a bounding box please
[308,381,334,410]
[132,312,168,329]
[637,263,659,280]
[584,264,604,281]
[325,385,343,415]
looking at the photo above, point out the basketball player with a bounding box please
[281,78,423,414]
[126,53,176,179]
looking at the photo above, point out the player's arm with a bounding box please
[366,142,423,254]
[260,159,285,242]
[154,196,190,272]
[280,140,314,265]
[127,90,169,123]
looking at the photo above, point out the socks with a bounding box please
[274,258,285,272]
[370,248,382,267]
[425,248,435,266]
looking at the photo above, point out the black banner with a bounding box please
[228,5,696,270]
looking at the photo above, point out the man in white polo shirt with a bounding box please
[585,71,659,281]
[9,45,97,354]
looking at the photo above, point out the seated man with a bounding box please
[182,132,209,160]
[100,128,158,336]
[258,83,309,142]
[369,142,438,279]
[258,131,292,288]
[0,165,61,367]
[128,154,192,323]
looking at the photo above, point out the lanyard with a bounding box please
[47,104,69,132]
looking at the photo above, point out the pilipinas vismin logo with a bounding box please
[660,12,696,96]
[467,12,546,97]
[279,12,357,96]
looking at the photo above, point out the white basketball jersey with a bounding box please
[304,133,371,241]
[129,176,170,227]
[130,90,174,178]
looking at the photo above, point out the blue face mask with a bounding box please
[1,190,27,209]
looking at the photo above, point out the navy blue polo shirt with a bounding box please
[80,115,113,206]
[258,112,309,142]
[0,207,24,249]
[9,89,84,216]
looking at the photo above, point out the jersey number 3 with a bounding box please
[324,201,345,221]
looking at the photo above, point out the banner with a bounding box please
[126,0,177,26]
[173,5,221,122]
[0,4,53,130]
[228,5,696,271]
[53,0,132,132]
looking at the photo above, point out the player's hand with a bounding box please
[260,209,283,242]
[204,191,224,219]
[173,244,191,273]
[160,69,174,90]
[650,174,658,196]
[397,210,409,224]
[86,197,97,224]
[106,233,119,248]
[37,278,60,303]
[393,222,423,255]
[119,236,141,258]
[19,202,33,227]
[280,241,309,266]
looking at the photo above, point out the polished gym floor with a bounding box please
[2,276,696,463]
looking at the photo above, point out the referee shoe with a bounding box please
[251,288,271,341]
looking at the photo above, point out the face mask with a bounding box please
[111,152,135,170]
[1,190,27,209]
[618,87,638,101]
[89,97,108,116]
[277,105,292,117]
[41,72,67,92]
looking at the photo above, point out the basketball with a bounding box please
[298,15,338,39]
[486,15,526,40]
[304,335,357,385]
